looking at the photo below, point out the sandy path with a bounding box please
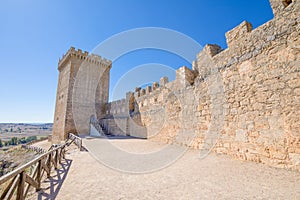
[30,139,52,150]
[30,138,299,199]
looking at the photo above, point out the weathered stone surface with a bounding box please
[176,66,196,87]
[52,0,300,170]
[52,47,112,143]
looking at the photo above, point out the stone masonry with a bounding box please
[52,0,300,170]
[52,47,111,143]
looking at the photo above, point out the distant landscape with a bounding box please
[0,123,52,176]
[0,123,52,147]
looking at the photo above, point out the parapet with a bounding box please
[58,47,112,71]
[225,21,252,48]
[126,92,134,113]
[146,86,152,94]
[134,87,141,98]
[270,0,295,17]
[108,98,127,116]
[160,77,169,87]
[152,82,159,90]
[193,44,222,78]
[176,66,195,87]
[131,76,170,98]
[203,44,222,57]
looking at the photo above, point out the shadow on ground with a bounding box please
[37,159,72,200]
[84,135,146,140]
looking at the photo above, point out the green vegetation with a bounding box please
[11,137,18,145]
[0,136,38,147]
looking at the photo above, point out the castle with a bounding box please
[52,0,300,170]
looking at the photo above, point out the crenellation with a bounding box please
[53,47,112,142]
[203,44,222,57]
[58,47,112,71]
[159,76,169,87]
[176,66,195,87]
[152,82,159,90]
[146,86,152,94]
[194,44,223,78]
[270,0,295,17]
[225,21,253,48]
[135,87,141,92]
[52,0,300,171]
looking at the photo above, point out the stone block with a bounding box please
[176,66,195,87]
[159,76,169,87]
[135,87,141,92]
[269,0,293,17]
[235,129,248,142]
[289,153,300,165]
[146,86,152,94]
[152,82,159,90]
[194,44,221,77]
[225,21,252,48]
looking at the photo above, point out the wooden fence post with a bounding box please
[16,171,25,200]
[36,160,42,191]
[47,154,51,177]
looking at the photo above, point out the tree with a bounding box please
[18,137,27,144]
[0,139,3,148]
[26,136,37,143]
[11,137,18,145]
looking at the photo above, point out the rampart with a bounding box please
[100,0,300,170]
[52,0,299,170]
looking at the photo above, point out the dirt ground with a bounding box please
[0,123,52,141]
[29,138,300,200]
[31,139,52,150]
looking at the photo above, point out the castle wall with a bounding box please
[52,47,111,143]
[52,0,299,170]
[207,0,299,169]
[100,95,148,138]
[52,62,71,142]
[112,0,300,170]
[101,98,129,136]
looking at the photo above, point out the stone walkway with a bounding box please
[31,138,299,199]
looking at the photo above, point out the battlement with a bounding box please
[131,66,197,99]
[132,81,162,98]
[106,98,127,116]
[193,0,299,78]
[270,0,296,17]
[52,0,300,171]
[58,47,112,71]
[225,21,253,48]
[176,66,196,86]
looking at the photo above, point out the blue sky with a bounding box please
[0,0,273,123]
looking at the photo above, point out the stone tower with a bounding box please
[52,47,112,143]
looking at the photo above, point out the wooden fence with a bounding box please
[21,145,47,154]
[0,133,82,200]
[68,133,82,150]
